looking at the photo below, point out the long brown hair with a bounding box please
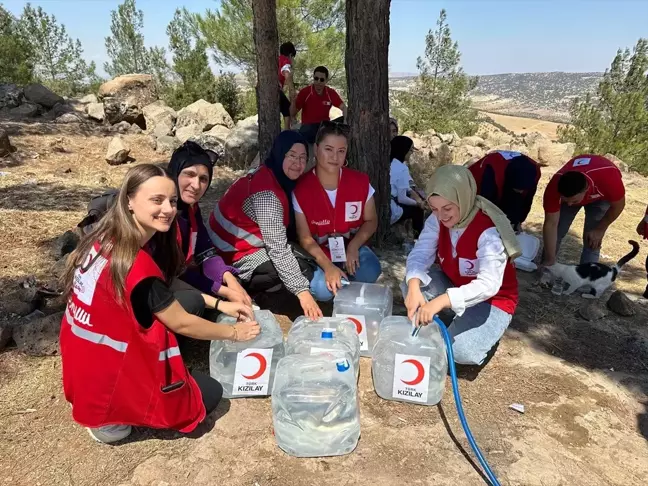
[62,164,184,303]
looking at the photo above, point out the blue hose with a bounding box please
[434,315,501,486]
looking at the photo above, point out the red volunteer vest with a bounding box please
[469,151,541,201]
[437,211,518,314]
[60,243,205,432]
[209,165,289,264]
[293,167,370,259]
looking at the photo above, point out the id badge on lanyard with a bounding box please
[329,235,346,262]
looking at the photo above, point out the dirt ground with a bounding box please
[1,119,647,486]
[480,111,563,140]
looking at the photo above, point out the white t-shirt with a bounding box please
[390,158,418,224]
[293,185,375,214]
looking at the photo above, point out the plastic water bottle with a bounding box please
[286,317,360,379]
[551,277,564,296]
[372,316,447,406]
[332,282,393,357]
[209,310,285,398]
[271,354,360,457]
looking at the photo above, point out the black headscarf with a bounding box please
[264,130,308,239]
[390,135,414,163]
[166,141,214,212]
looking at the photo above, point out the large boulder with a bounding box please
[110,120,133,133]
[105,136,131,165]
[0,320,11,351]
[23,83,64,109]
[453,145,485,165]
[604,153,630,173]
[86,102,105,122]
[537,142,575,166]
[205,125,231,145]
[458,135,487,148]
[0,288,41,317]
[0,83,24,109]
[98,74,158,128]
[223,115,259,169]
[175,123,203,143]
[12,311,63,356]
[155,135,181,153]
[0,128,17,157]
[142,100,177,138]
[78,93,98,104]
[9,102,40,117]
[176,99,234,132]
[187,134,225,161]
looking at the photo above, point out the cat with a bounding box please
[546,240,640,299]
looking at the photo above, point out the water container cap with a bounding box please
[335,359,350,372]
[321,327,335,339]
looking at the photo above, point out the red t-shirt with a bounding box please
[278,55,292,88]
[543,154,625,213]
[295,86,343,125]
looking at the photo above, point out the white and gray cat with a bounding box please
[546,240,640,299]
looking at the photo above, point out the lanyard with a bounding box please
[176,205,199,264]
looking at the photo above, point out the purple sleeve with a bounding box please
[202,256,238,293]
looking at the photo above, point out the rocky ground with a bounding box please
[1,92,648,485]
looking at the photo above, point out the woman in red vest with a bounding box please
[293,122,382,302]
[403,165,521,366]
[209,131,323,318]
[60,164,259,444]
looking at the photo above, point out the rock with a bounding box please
[523,131,551,147]
[187,134,225,161]
[23,83,64,109]
[86,102,105,122]
[459,136,487,148]
[129,124,143,134]
[607,290,636,317]
[537,142,575,166]
[155,135,181,153]
[438,132,455,144]
[99,74,157,127]
[12,311,63,356]
[604,153,629,173]
[175,123,203,143]
[78,93,98,104]
[578,302,609,321]
[111,120,132,133]
[142,100,177,138]
[223,115,259,169]
[54,231,80,259]
[176,99,234,132]
[0,128,17,157]
[484,130,513,147]
[105,136,131,165]
[453,145,485,165]
[0,288,41,317]
[10,102,40,117]
[429,142,453,166]
[0,83,24,109]
[205,125,232,145]
[0,320,11,351]
[56,113,82,124]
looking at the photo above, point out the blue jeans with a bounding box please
[401,268,512,365]
[310,246,382,302]
[556,200,611,264]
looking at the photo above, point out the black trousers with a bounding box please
[397,203,425,237]
[191,371,223,414]
[245,255,314,295]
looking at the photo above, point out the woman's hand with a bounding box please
[345,242,360,276]
[223,272,252,306]
[298,291,323,319]
[405,280,426,322]
[232,321,260,341]
[324,264,348,296]
[218,300,254,321]
[417,294,451,326]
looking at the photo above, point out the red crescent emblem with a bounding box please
[466,260,475,270]
[347,317,363,334]
[242,352,267,380]
[401,359,425,386]
[350,204,359,215]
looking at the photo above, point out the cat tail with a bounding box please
[615,240,640,269]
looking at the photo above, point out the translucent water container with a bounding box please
[271,354,360,457]
[286,317,360,379]
[209,310,285,398]
[332,282,393,357]
[372,316,447,406]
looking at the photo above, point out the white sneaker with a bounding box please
[86,424,132,444]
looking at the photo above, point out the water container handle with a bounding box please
[355,283,367,305]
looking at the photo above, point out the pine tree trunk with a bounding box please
[252,0,280,161]
[345,0,392,245]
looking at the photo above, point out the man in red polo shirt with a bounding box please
[291,66,347,144]
[278,42,296,129]
[541,154,626,266]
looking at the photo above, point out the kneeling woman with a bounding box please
[403,165,520,365]
[293,122,382,301]
[60,165,259,444]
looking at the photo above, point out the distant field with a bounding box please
[480,111,564,141]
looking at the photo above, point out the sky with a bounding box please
[4,0,647,76]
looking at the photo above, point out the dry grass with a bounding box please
[480,111,564,140]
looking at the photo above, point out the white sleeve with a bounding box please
[280,63,292,74]
[396,172,417,206]
[405,215,440,286]
[367,184,375,202]
[445,227,508,316]
[291,193,303,214]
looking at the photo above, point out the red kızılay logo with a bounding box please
[392,353,431,403]
[400,358,426,385]
[241,351,268,380]
[347,317,363,334]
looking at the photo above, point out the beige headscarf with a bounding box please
[425,165,521,259]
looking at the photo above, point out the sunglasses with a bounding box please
[314,76,326,82]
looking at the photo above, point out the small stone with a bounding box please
[105,136,131,165]
[110,120,132,133]
[0,287,42,317]
[607,290,636,316]
[53,231,79,259]
[578,302,609,321]
[86,102,105,122]
[56,113,81,124]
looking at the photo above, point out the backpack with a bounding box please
[77,189,118,234]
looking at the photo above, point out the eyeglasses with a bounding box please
[313,76,326,82]
[285,152,308,164]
